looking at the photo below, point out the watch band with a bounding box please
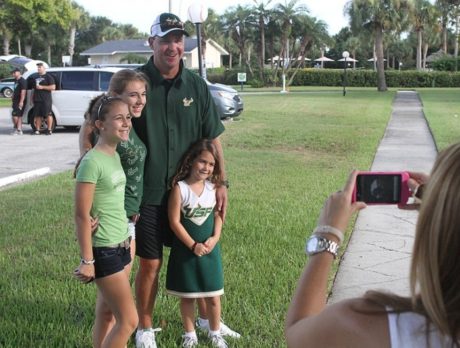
[305,236,339,258]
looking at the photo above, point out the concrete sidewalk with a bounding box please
[329,91,438,303]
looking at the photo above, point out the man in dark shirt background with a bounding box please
[32,62,55,135]
[11,67,27,135]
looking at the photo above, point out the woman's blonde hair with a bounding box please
[364,143,460,344]
[410,142,460,340]
[108,69,149,95]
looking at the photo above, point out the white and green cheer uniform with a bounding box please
[166,180,224,298]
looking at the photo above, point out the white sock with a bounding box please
[184,330,197,339]
[198,317,209,326]
[209,329,221,336]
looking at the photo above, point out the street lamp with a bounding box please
[342,51,349,96]
[188,3,208,79]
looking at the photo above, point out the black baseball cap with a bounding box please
[150,13,189,37]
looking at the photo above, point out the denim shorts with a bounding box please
[93,244,131,279]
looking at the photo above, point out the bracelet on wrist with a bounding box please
[313,225,344,244]
[191,242,198,252]
[80,258,95,265]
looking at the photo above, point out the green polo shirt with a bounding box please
[134,58,224,205]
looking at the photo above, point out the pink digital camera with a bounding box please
[352,171,410,205]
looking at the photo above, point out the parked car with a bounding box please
[206,80,244,119]
[0,78,15,98]
[22,66,122,131]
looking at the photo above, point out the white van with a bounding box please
[22,67,122,131]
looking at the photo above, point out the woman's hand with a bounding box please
[317,171,367,232]
[73,263,95,284]
[399,171,430,210]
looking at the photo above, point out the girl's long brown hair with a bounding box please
[170,139,223,187]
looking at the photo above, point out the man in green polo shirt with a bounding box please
[133,13,238,348]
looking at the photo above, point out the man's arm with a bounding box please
[212,137,228,221]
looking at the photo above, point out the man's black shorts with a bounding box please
[12,106,24,117]
[33,102,52,117]
[136,205,174,259]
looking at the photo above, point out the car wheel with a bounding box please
[2,87,13,98]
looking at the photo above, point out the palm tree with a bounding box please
[345,36,361,68]
[272,0,309,82]
[436,0,455,53]
[252,0,273,81]
[288,15,330,85]
[222,5,254,72]
[345,0,413,91]
[412,0,439,70]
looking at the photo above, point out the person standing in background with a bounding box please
[32,62,55,135]
[11,67,27,135]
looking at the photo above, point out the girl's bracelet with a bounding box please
[191,242,198,252]
[313,225,344,244]
[80,258,95,265]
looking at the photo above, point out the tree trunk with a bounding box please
[423,43,429,69]
[69,26,76,66]
[416,29,422,70]
[455,14,459,72]
[47,44,51,66]
[375,26,387,92]
[442,23,448,53]
[258,15,265,81]
[2,37,10,55]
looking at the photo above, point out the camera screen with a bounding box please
[356,174,402,204]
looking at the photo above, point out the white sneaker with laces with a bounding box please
[182,334,198,348]
[197,318,241,339]
[209,333,228,348]
[135,328,161,348]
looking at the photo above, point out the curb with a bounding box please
[0,167,51,188]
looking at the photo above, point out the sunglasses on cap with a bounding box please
[156,17,185,32]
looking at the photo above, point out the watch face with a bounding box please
[306,237,319,253]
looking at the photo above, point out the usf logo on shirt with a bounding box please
[183,204,213,219]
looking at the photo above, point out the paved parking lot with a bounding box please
[0,107,80,181]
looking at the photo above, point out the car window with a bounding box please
[61,71,96,91]
[99,71,113,91]
[48,72,61,90]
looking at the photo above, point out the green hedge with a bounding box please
[431,57,460,71]
[208,68,460,88]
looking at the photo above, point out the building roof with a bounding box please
[80,38,228,56]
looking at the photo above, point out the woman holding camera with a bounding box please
[285,143,460,347]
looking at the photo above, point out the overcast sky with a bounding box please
[74,0,351,36]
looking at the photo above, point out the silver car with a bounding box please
[206,80,244,119]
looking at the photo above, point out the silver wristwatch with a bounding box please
[305,236,339,258]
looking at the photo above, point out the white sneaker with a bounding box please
[182,334,198,348]
[17,129,23,135]
[135,328,161,348]
[197,318,241,339]
[209,333,228,348]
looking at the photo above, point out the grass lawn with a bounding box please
[0,87,437,347]
[0,97,11,107]
[416,88,460,150]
